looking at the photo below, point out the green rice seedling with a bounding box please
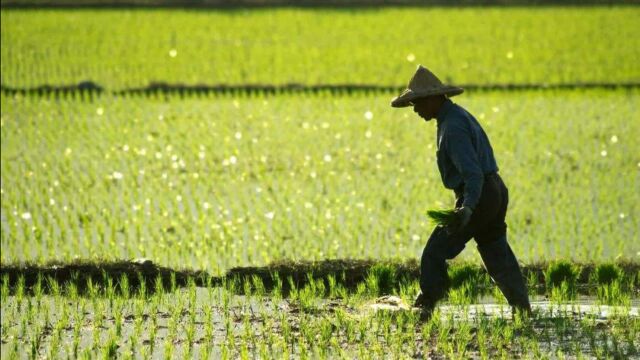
[258,340,269,359]
[91,306,104,350]
[450,321,472,359]
[491,283,507,305]
[476,320,490,359]
[426,209,460,228]
[364,269,380,297]
[448,282,475,306]
[299,283,317,312]
[79,348,93,360]
[114,299,123,337]
[86,277,99,298]
[240,342,251,359]
[104,272,116,303]
[242,277,253,298]
[450,263,490,302]
[545,261,581,296]
[596,280,630,306]
[251,274,266,297]
[162,337,173,360]
[368,263,398,296]
[203,300,214,343]
[148,311,158,355]
[153,275,164,295]
[168,307,180,343]
[135,272,147,298]
[169,272,177,293]
[398,279,418,304]
[46,275,60,297]
[119,273,130,299]
[48,324,61,358]
[526,271,539,297]
[299,313,313,345]
[316,276,327,298]
[549,279,576,303]
[269,271,283,300]
[327,273,338,298]
[354,282,367,302]
[66,278,79,301]
[127,333,137,359]
[304,272,317,297]
[132,300,144,333]
[286,276,298,302]
[319,316,335,346]
[223,312,233,345]
[184,339,193,359]
[14,275,25,311]
[30,323,44,360]
[33,273,43,305]
[279,312,291,343]
[241,311,253,349]
[1,274,8,303]
[590,263,623,285]
[70,313,82,357]
[220,342,230,360]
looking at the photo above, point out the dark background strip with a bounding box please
[2,82,639,97]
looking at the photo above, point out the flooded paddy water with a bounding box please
[2,283,638,359]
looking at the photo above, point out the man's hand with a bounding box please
[454,206,473,231]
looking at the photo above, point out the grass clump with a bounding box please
[544,261,581,288]
[590,263,623,285]
[448,263,491,303]
[426,209,460,227]
[365,263,398,296]
[545,261,581,301]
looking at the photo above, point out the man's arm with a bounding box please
[445,121,484,210]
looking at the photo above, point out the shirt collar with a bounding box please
[436,98,455,124]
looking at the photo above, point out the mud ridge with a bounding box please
[2,81,639,98]
[1,0,638,9]
[1,258,638,297]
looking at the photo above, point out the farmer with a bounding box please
[391,65,531,317]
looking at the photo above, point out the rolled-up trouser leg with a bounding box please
[420,225,467,308]
[477,234,531,310]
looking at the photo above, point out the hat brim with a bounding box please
[390,86,464,108]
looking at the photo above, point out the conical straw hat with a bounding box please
[391,65,464,108]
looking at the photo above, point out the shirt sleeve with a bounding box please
[445,121,484,210]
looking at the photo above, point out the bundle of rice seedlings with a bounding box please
[426,209,460,227]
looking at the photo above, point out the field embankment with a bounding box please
[2,0,638,8]
[2,258,638,297]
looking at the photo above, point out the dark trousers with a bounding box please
[419,173,531,310]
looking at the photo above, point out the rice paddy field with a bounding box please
[1,7,639,88]
[1,6,639,359]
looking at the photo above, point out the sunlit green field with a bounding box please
[2,89,638,274]
[2,6,639,359]
[1,7,639,88]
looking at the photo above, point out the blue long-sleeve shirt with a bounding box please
[435,99,498,210]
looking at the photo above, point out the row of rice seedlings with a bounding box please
[1,271,638,358]
[2,8,639,88]
[544,261,636,305]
